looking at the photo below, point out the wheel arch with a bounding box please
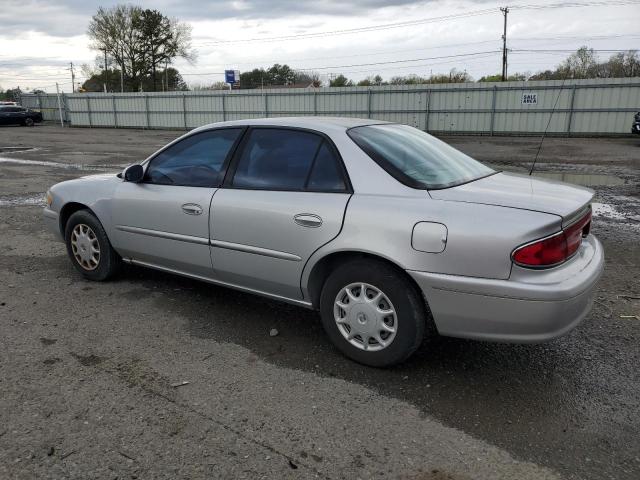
[59,202,95,237]
[305,250,426,311]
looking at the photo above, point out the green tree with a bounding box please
[329,74,353,87]
[137,9,194,91]
[1,87,22,102]
[478,73,528,82]
[238,64,317,89]
[80,66,187,92]
[357,75,385,86]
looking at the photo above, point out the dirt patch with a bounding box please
[70,352,107,367]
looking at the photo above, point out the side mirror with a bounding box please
[123,164,144,183]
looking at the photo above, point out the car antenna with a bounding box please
[529,71,570,176]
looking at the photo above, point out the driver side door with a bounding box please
[111,127,244,277]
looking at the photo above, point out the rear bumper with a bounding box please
[43,207,63,241]
[408,235,604,342]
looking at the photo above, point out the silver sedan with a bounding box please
[44,117,604,366]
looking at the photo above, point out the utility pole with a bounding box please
[55,83,64,127]
[500,6,509,81]
[120,46,124,93]
[69,62,76,93]
[103,48,108,93]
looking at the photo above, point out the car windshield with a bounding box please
[348,124,495,189]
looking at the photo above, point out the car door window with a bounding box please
[232,128,347,191]
[145,128,241,187]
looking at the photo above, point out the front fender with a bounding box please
[49,173,121,236]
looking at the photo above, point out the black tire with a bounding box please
[319,259,427,367]
[64,210,121,281]
[24,117,35,127]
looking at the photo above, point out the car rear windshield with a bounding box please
[348,124,495,190]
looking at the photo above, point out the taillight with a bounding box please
[512,209,592,268]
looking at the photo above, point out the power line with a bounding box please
[192,0,640,46]
[193,8,498,45]
[511,48,634,52]
[179,51,500,77]
[513,0,640,10]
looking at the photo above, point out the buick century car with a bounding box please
[44,117,604,366]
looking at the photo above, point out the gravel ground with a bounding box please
[0,124,638,480]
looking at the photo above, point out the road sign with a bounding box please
[225,70,240,84]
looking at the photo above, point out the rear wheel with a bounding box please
[64,210,121,281]
[319,259,427,367]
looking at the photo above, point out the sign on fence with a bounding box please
[521,92,538,104]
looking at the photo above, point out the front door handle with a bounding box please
[294,213,322,228]
[181,203,203,215]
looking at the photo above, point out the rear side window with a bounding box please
[145,128,241,187]
[348,124,494,190]
[306,142,346,192]
[232,128,347,192]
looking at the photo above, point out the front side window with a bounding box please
[145,128,241,187]
[348,124,495,189]
[232,128,347,192]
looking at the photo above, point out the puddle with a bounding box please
[532,172,626,187]
[0,146,38,154]
[0,193,45,207]
[0,157,120,171]
[592,202,627,220]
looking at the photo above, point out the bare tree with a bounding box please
[87,5,196,92]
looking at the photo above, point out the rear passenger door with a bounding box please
[210,127,352,301]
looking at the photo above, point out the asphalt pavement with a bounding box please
[1,125,638,479]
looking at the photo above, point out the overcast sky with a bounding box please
[0,0,639,92]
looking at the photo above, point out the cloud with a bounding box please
[0,0,432,37]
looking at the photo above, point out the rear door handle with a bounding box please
[294,213,322,228]
[181,203,203,215]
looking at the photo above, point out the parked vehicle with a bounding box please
[632,112,640,134]
[43,117,604,366]
[0,105,43,126]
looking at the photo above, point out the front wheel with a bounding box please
[319,259,428,367]
[23,117,35,127]
[64,210,121,281]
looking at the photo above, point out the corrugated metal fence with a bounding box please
[20,77,640,135]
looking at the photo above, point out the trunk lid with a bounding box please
[429,172,594,221]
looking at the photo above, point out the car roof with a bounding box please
[195,116,390,135]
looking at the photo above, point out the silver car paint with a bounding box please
[209,189,350,299]
[44,117,604,342]
[111,182,216,277]
[429,171,595,221]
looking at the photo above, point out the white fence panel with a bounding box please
[19,77,640,135]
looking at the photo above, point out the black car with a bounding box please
[632,111,640,135]
[0,105,43,126]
